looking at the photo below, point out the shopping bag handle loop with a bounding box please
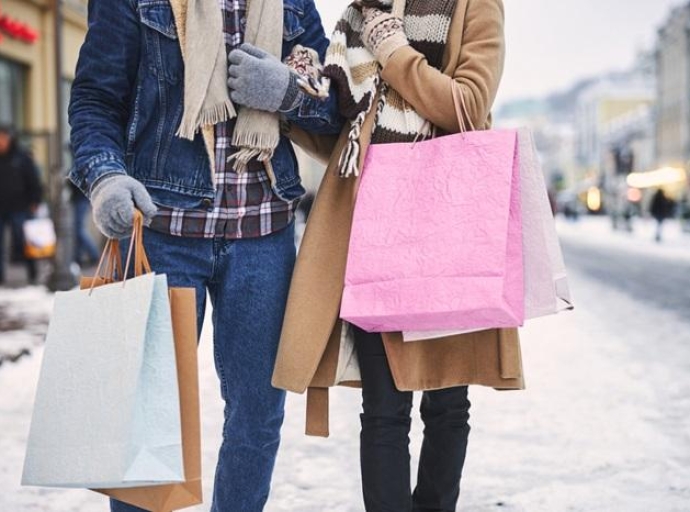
[451,83,475,134]
[102,239,122,280]
[122,210,152,286]
[89,210,152,293]
[89,238,124,295]
[409,83,472,148]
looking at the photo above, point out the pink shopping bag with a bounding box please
[340,89,523,333]
[402,128,573,342]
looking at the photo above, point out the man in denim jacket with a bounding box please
[69,1,341,510]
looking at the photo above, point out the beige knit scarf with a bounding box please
[177,0,284,173]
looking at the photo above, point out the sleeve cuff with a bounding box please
[377,37,411,67]
[279,72,304,113]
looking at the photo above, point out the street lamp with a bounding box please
[46,0,77,292]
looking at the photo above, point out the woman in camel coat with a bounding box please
[274,0,522,510]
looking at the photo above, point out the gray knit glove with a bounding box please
[362,7,409,66]
[227,43,300,113]
[90,174,157,239]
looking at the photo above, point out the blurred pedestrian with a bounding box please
[650,188,673,242]
[70,182,100,266]
[0,125,43,285]
[680,195,690,233]
[274,1,517,511]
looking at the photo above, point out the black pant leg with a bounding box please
[354,327,414,512]
[0,214,7,283]
[412,386,471,512]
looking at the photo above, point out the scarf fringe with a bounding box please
[229,129,279,173]
[338,76,380,178]
[339,115,365,178]
[232,129,281,152]
[228,147,276,173]
[176,100,237,140]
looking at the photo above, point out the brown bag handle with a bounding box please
[90,210,152,294]
[124,210,152,279]
[89,238,124,293]
[102,239,123,280]
[133,210,152,276]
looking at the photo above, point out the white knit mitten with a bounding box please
[361,7,408,66]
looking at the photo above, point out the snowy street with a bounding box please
[1,217,689,511]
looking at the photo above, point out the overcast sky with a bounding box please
[313,0,684,107]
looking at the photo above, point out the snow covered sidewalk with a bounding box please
[557,216,690,263]
[0,286,52,367]
[1,232,689,511]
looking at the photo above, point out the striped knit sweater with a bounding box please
[324,0,457,176]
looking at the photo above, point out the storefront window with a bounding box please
[0,56,27,130]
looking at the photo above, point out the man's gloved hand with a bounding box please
[228,43,299,113]
[361,7,408,66]
[90,174,157,239]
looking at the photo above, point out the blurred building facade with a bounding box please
[475,3,690,224]
[496,61,655,217]
[653,2,690,230]
[656,3,690,167]
[574,59,655,184]
[494,100,577,194]
[0,0,87,175]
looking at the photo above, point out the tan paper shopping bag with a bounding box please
[83,214,202,511]
[96,288,201,511]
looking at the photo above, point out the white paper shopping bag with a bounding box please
[517,128,573,318]
[22,272,184,488]
[23,217,57,259]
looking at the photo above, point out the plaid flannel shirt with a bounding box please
[150,0,295,239]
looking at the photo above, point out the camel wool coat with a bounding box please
[273,0,525,436]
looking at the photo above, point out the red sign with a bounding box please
[0,3,40,44]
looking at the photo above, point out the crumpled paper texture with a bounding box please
[404,128,573,341]
[341,129,524,333]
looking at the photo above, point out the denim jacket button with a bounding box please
[202,198,213,208]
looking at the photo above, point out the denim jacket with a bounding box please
[68,0,343,209]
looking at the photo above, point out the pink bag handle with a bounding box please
[451,83,475,133]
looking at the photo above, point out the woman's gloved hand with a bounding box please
[361,7,408,66]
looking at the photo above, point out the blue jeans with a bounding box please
[73,196,100,263]
[112,224,295,512]
[0,211,37,284]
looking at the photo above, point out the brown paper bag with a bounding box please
[82,214,202,511]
